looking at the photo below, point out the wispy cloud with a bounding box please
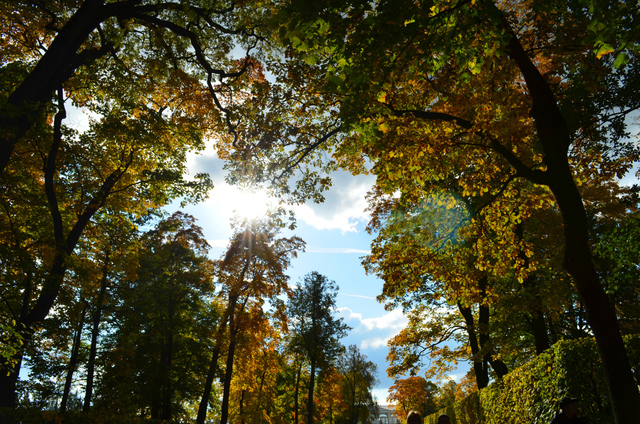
[340,293,377,300]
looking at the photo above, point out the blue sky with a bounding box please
[166,148,467,404]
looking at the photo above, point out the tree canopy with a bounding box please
[1,0,639,423]
[287,271,351,424]
[224,0,640,422]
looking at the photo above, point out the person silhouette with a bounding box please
[550,397,587,424]
[437,414,451,424]
[406,410,423,424]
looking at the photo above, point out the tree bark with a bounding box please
[516,225,551,354]
[239,389,246,424]
[495,7,640,421]
[83,251,110,411]
[196,344,222,424]
[478,303,509,379]
[60,302,88,412]
[196,293,237,424]
[0,0,109,174]
[294,360,302,424]
[160,303,174,421]
[458,303,489,389]
[220,311,238,424]
[307,358,316,424]
[527,305,551,355]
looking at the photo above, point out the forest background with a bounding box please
[1,0,639,423]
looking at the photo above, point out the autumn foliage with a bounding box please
[1,0,640,423]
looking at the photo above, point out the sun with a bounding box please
[223,186,276,222]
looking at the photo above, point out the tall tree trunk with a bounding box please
[60,301,88,412]
[0,352,23,408]
[478,303,508,378]
[196,295,237,424]
[497,12,640,422]
[477,277,509,379]
[294,360,302,424]
[458,303,489,389]
[239,389,246,424]
[83,251,110,411]
[307,359,316,424]
[160,293,175,422]
[256,360,267,418]
[527,308,551,355]
[220,312,238,424]
[196,343,223,424]
[553,178,639,422]
[151,382,161,419]
[160,332,174,421]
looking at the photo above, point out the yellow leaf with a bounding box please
[595,43,614,59]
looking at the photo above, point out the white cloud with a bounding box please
[361,337,390,349]
[294,203,368,233]
[360,309,407,331]
[338,307,407,350]
[292,170,375,233]
[372,388,392,405]
[184,150,377,235]
[207,239,230,248]
[445,373,465,382]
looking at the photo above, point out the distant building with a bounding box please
[374,405,401,424]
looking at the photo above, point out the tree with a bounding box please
[228,1,640,420]
[594,210,640,335]
[364,187,547,388]
[315,366,347,424]
[197,217,305,424]
[96,212,215,420]
[81,211,141,411]
[287,272,351,424]
[0,0,264,175]
[0,0,268,405]
[387,376,439,420]
[0,81,213,406]
[335,345,379,424]
[270,351,309,424]
[226,325,286,424]
[12,210,150,412]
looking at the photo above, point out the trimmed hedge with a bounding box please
[425,405,456,424]
[0,408,176,424]
[428,335,640,424]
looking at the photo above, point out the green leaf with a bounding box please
[613,52,628,68]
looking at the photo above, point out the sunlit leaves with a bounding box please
[0,321,24,374]
[388,376,440,418]
[335,345,379,423]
